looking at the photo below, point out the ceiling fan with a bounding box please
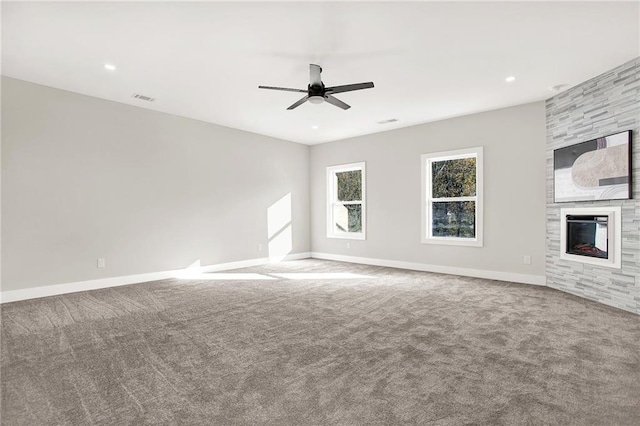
[258,64,374,110]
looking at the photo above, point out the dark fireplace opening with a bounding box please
[566,215,608,259]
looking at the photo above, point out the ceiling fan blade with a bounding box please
[325,95,351,110]
[310,64,322,87]
[258,85,307,93]
[287,95,309,110]
[325,82,374,94]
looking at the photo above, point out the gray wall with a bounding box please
[2,77,310,291]
[546,57,640,314]
[310,102,547,278]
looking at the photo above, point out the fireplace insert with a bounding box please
[566,215,608,259]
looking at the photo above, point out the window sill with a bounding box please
[328,233,366,241]
[421,237,482,247]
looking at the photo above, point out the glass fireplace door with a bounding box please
[566,215,609,259]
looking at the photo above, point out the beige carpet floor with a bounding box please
[1,259,639,425]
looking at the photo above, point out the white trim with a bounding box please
[0,251,546,303]
[0,252,311,304]
[310,252,545,286]
[421,146,483,247]
[560,207,621,269]
[326,161,366,240]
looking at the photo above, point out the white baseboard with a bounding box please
[310,252,546,286]
[0,252,311,304]
[0,251,544,304]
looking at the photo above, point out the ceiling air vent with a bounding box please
[131,93,155,102]
[377,118,398,124]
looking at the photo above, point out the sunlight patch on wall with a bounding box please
[267,193,291,239]
[268,225,292,263]
[268,193,293,262]
[186,259,201,269]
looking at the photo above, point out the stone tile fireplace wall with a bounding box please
[546,57,639,314]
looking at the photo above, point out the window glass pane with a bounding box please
[336,170,362,201]
[333,203,362,233]
[432,201,475,238]
[431,157,476,198]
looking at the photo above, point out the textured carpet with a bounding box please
[1,259,639,425]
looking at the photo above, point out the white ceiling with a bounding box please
[3,1,639,145]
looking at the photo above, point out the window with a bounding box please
[422,147,483,246]
[327,162,366,240]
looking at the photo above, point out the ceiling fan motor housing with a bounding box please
[258,64,374,110]
[308,83,325,96]
[308,83,326,103]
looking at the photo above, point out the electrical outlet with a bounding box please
[257,244,263,252]
[523,255,531,265]
[97,258,106,268]
[346,242,351,249]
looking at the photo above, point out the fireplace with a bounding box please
[560,207,621,269]
[566,215,608,259]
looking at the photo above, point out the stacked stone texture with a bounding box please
[546,57,639,314]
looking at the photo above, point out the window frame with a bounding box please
[326,162,366,240]
[421,147,483,247]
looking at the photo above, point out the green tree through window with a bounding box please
[422,147,483,246]
[431,158,476,238]
[432,158,476,198]
[327,163,366,239]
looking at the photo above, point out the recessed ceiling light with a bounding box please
[505,76,516,83]
[377,118,398,124]
[311,125,319,130]
[104,63,116,71]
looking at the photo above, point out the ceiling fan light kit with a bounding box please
[259,64,374,110]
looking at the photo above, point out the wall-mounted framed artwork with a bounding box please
[553,130,632,203]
